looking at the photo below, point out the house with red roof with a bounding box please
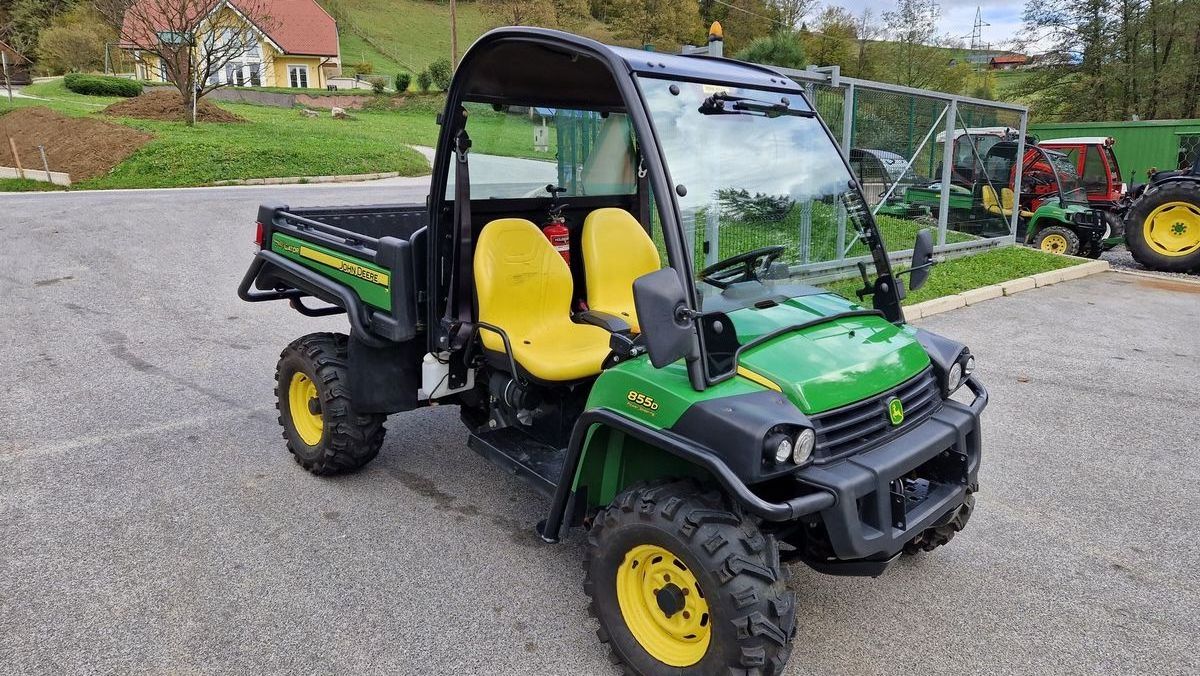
[988,54,1028,71]
[121,0,340,89]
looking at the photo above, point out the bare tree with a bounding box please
[107,0,275,124]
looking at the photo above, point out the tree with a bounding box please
[880,0,942,88]
[852,8,881,78]
[108,0,277,125]
[35,5,113,74]
[481,0,555,26]
[768,0,817,32]
[606,0,700,50]
[5,0,76,54]
[735,31,805,68]
[805,5,856,69]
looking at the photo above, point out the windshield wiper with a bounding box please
[698,92,816,119]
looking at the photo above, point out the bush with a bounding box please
[735,33,806,69]
[367,76,387,94]
[64,73,143,97]
[427,58,452,90]
[394,72,411,93]
[352,61,374,75]
[416,69,432,92]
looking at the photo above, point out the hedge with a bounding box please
[64,74,144,97]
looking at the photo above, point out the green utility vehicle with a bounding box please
[239,28,987,675]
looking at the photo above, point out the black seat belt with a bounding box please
[442,126,473,352]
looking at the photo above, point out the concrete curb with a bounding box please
[1110,267,1200,286]
[906,259,1110,320]
[213,172,402,186]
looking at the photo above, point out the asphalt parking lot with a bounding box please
[2,185,1198,675]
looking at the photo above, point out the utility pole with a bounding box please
[2,51,11,104]
[449,0,459,69]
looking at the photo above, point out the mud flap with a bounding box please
[348,335,422,413]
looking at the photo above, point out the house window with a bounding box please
[288,65,309,89]
[249,64,261,87]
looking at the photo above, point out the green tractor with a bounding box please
[240,28,986,675]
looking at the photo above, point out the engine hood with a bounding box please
[728,294,930,414]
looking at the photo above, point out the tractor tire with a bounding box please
[1032,226,1081,257]
[275,332,386,475]
[1124,180,1200,272]
[584,480,795,676]
[903,492,975,555]
[1102,211,1124,250]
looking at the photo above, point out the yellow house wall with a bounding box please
[269,54,327,89]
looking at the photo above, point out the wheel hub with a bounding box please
[1144,202,1200,257]
[654,583,686,617]
[615,544,711,667]
[288,372,324,446]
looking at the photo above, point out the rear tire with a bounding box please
[585,481,795,675]
[1124,181,1200,272]
[275,332,386,475]
[1032,225,1081,257]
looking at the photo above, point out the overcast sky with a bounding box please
[841,0,1025,51]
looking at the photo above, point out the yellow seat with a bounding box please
[581,208,661,332]
[983,185,1033,218]
[474,218,612,382]
[1002,188,1034,218]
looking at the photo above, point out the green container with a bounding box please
[1030,119,1200,184]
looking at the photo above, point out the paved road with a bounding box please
[2,186,1198,674]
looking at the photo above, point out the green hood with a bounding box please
[728,294,930,414]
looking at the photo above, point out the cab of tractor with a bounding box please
[980,140,1108,257]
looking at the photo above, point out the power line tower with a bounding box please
[969,7,990,52]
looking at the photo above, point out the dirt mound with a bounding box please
[103,89,246,123]
[0,107,153,182]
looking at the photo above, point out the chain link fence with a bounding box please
[776,66,1029,281]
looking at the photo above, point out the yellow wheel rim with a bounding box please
[288,372,323,446]
[615,544,711,667]
[1143,201,1200,257]
[1040,233,1069,254]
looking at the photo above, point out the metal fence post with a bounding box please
[1010,109,1029,242]
[836,83,855,258]
[936,99,958,246]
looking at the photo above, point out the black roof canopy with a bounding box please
[455,27,805,111]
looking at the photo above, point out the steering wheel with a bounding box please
[700,245,786,289]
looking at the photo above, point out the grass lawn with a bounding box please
[823,245,1087,306]
[3,81,438,189]
[0,178,68,192]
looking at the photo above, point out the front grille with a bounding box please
[810,367,941,462]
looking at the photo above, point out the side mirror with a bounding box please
[909,229,935,291]
[633,269,695,368]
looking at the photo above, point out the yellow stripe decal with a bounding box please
[736,366,782,392]
[299,246,390,287]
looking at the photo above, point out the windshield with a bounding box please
[1046,151,1088,204]
[638,77,883,309]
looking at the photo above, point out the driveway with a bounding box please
[1,186,1197,674]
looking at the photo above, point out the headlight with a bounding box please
[963,354,975,376]
[947,362,962,392]
[792,428,816,466]
[765,429,793,464]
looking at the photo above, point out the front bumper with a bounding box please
[794,376,986,563]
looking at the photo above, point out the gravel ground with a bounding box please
[1102,243,1199,280]
[2,186,1198,675]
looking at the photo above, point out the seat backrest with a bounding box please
[1001,187,1016,210]
[474,218,573,352]
[581,208,660,326]
[981,185,1001,213]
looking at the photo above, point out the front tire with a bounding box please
[275,332,386,475]
[1124,181,1200,272]
[903,492,975,555]
[584,481,795,675]
[1032,225,1081,256]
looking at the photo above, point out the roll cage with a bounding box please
[426,27,905,391]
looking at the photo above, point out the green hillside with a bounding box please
[321,0,498,75]
[321,0,620,77]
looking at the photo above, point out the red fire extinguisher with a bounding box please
[543,185,570,265]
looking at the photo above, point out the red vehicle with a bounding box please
[1038,137,1126,237]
